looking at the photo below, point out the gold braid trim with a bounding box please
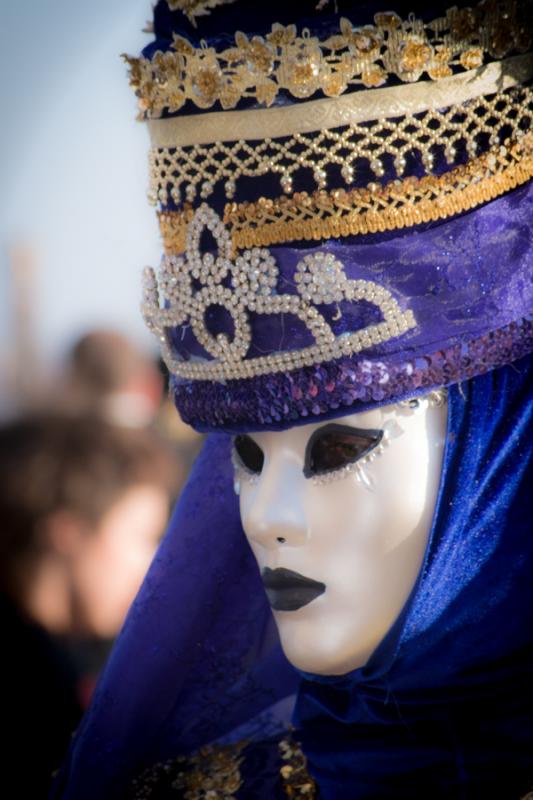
[158,135,533,255]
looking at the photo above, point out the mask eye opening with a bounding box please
[232,434,265,476]
[303,423,383,479]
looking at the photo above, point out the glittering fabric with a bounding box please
[169,179,533,431]
[172,315,533,432]
[52,355,533,798]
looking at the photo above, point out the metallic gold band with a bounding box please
[148,54,533,147]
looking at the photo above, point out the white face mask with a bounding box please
[233,394,448,676]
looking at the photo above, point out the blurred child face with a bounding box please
[70,484,168,638]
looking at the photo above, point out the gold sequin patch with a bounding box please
[279,737,317,798]
[124,0,532,117]
[130,740,246,798]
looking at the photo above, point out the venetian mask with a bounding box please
[233,393,448,676]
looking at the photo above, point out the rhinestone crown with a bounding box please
[142,205,416,382]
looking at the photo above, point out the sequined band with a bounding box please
[171,316,533,431]
[124,0,531,118]
[147,55,533,147]
[158,135,533,254]
[143,205,417,382]
[148,86,532,206]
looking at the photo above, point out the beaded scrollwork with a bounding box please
[142,205,416,382]
[147,86,532,205]
[125,0,532,117]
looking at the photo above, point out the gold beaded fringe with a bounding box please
[159,135,533,255]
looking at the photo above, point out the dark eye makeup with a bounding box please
[303,424,383,478]
[234,424,383,479]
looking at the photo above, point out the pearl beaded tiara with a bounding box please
[127,0,533,432]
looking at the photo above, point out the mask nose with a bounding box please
[241,457,308,550]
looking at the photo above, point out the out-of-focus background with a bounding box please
[0,3,203,794]
[1,0,158,408]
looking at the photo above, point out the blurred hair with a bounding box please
[67,330,158,396]
[0,414,178,590]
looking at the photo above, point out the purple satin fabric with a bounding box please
[171,182,532,363]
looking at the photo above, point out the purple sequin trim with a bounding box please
[171,316,533,433]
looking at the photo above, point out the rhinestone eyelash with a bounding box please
[311,388,448,486]
[231,389,448,491]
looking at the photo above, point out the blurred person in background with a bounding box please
[0,413,179,797]
[60,329,204,471]
[60,329,164,428]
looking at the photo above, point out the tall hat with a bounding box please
[124,0,533,431]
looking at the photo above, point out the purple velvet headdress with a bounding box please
[125,0,533,432]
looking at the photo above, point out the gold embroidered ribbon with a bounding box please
[125,0,532,118]
[148,54,533,147]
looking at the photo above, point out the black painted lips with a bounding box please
[261,567,326,611]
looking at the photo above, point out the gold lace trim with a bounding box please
[158,135,533,255]
[124,0,532,118]
[148,85,533,205]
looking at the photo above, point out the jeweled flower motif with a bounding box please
[343,21,382,61]
[282,41,323,99]
[126,1,523,116]
[266,23,297,47]
[188,54,223,107]
[361,64,387,87]
[322,71,348,97]
[397,36,433,80]
[460,47,484,69]
[239,34,275,77]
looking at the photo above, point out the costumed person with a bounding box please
[52,0,533,797]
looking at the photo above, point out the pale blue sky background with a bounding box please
[1,0,161,409]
